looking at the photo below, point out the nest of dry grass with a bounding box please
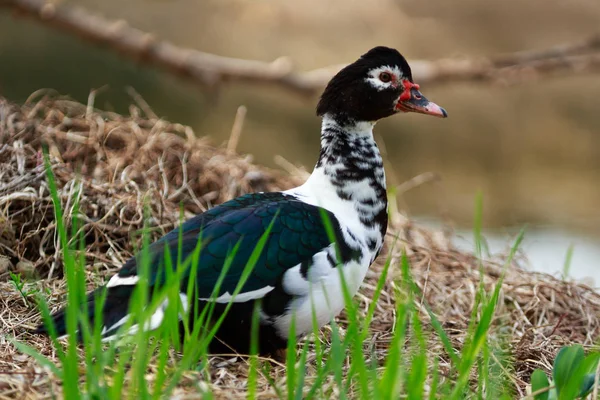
[0,92,599,399]
[0,91,298,280]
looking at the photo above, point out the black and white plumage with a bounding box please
[36,46,447,359]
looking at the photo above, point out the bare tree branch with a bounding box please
[2,0,600,96]
[492,34,600,67]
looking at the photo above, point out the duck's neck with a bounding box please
[303,115,388,252]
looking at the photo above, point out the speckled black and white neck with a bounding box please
[278,114,388,336]
[288,114,388,259]
[316,115,388,250]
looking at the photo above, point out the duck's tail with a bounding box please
[34,285,136,340]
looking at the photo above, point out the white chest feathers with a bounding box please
[275,175,384,337]
[272,244,371,338]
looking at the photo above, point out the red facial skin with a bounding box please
[395,79,420,112]
[399,79,420,101]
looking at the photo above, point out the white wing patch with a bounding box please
[100,272,274,341]
[102,293,189,340]
[100,285,275,341]
[275,257,369,338]
[199,286,275,303]
[106,274,139,288]
[281,265,309,296]
[280,244,339,297]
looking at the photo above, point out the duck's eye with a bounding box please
[378,72,392,83]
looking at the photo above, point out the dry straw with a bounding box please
[0,91,598,398]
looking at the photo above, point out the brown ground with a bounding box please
[0,94,599,398]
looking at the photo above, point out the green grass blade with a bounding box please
[409,280,459,368]
[450,229,525,398]
[294,341,309,400]
[261,362,285,399]
[43,151,82,399]
[407,309,428,400]
[287,312,298,400]
[34,291,66,361]
[562,244,574,280]
[361,241,395,339]
[248,300,261,400]
[378,252,412,398]
[429,358,440,400]
[329,320,348,400]
[152,336,172,400]
[11,340,63,378]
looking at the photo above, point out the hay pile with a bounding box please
[0,91,297,280]
[0,93,599,398]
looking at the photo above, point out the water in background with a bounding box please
[421,217,600,287]
[463,230,600,287]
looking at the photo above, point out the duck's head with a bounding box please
[316,46,447,124]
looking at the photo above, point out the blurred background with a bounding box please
[1,0,599,281]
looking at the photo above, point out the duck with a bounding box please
[36,46,447,361]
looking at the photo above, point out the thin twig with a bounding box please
[126,86,158,120]
[548,313,567,337]
[227,106,247,154]
[396,172,441,194]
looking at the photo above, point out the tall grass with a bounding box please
[15,156,546,399]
